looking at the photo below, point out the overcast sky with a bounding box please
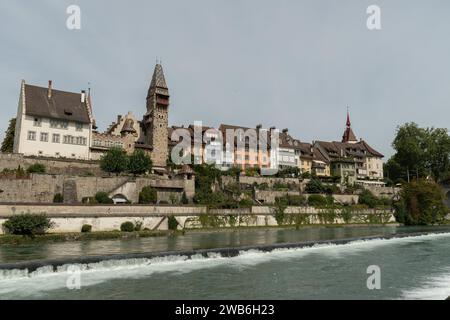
[1,0,450,158]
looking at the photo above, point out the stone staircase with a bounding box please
[63,179,78,204]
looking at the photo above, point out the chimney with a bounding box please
[270,126,276,131]
[282,128,289,134]
[117,115,122,124]
[47,80,52,99]
[256,124,262,130]
[81,90,86,103]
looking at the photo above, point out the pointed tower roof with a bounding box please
[121,118,137,134]
[147,64,169,98]
[342,110,358,143]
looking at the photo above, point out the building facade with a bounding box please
[13,80,93,160]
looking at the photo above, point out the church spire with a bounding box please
[342,108,357,143]
[346,108,351,127]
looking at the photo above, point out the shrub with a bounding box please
[139,186,157,204]
[257,183,269,190]
[134,220,143,231]
[305,178,325,194]
[120,221,135,232]
[358,189,379,208]
[238,198,253,208]
[325,184,340,195]
[168,216,179,230]
[340,207,353,224]
[169,193,179,205]
[95,192,113,204]
[53,193,64,203]
[276,167,300,178]
[27,163,46,174]
[394,180,447,225]
[3,214,53,236]
[81,224,92,233]
[194,190,239,209]
[308,194,328,207]
[181,192,189,204]
[301,171,312,179]
[275,194,307,206]
[245,167,259,177]
[288,195,307,206]
[273,182,289,190]
[273,198,287,225]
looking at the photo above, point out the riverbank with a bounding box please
[0,223,400,245]
[0,230,181,245]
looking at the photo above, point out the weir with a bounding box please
[1,230,449,275]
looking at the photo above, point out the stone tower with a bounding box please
[143,64,170,168]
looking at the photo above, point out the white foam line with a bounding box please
[401,268,450,300]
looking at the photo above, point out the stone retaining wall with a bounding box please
[0,204,395,234]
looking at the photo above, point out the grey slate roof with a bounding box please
[148,64,169,97]
[25,84,91,124]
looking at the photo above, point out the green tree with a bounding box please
[394,180,447,225]
[390,123,450,182]
[139,186,157,204]
[392,123,427,177]
[128,150,152,175]
[384,158,405,184]
[100,147,129,174]
[424,127,450,182]
[1,118,16,153]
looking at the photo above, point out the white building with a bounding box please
[13,80,94,160]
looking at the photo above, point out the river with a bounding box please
[1,225,450,300]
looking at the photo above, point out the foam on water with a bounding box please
[1,232,450,298]
[401,268,450,300]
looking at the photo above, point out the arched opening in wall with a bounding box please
[112,194,129,205]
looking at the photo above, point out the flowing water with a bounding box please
[1,225,450,300]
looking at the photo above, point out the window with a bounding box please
[76,123,83,131]
[33,118,41,127]
[50,120,69,129]
[55,152,60,157]
[27,131,36,141]
[40,132,48,142]
[52,134,60,143]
